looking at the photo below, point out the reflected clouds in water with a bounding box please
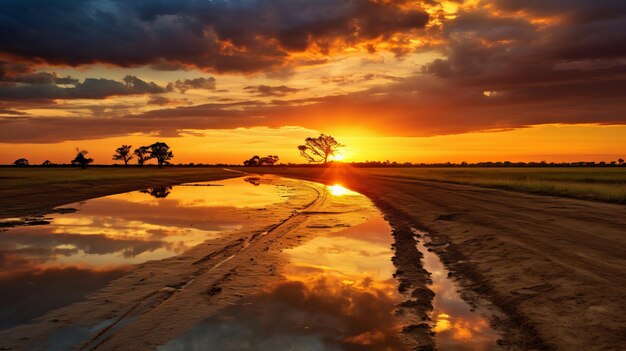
[0,176,288,329]
[161,217,405,351]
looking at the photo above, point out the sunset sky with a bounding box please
[1,0,625,164]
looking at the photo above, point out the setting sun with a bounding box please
[330,153,345,162]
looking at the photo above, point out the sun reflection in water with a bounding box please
[327,184,356,196]
[415,229,499,350]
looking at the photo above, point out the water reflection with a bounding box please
[0,267,128,330]
[415,232,499,351]
[0,176,287,329]
[140,186,173,198]
[244,177,261,186]
[327,184,359,197]
[160,217,405,351]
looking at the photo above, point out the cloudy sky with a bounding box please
[1,0,625,164]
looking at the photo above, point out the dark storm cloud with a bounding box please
[320,73,403,85]
[1,71,79,85]
[489,0,626,61]
[0,1,625,141]
[244,85,303,97]
[167,77,216,93]
[0,108,28,116]
[2,71,625,143]
[493,0,626,20]
[148,95,173,106]
[412,0,626,131]
[0,60,78,85]
[0,75,167,100]
[0,0,429,73]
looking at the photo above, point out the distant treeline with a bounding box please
[342,160,626,168]
[3,160,625,168]
[6,133,624,168]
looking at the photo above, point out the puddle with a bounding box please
[413,229,500,350]
[0,176,288,329]
[1,177,502,351]
[159,216,405,351]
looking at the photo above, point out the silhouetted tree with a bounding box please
[260,155,279,165]
[297,134,344,164]
[140,186,172,198]
[149,142,173,168]
[71,148,93,169]
[42,160,53,166]
[134,146,150,166]
[113,145,134,167]
[13,158,28,166]
[243,155,279,166]
[619,158,624,165]
[243,155,261,166]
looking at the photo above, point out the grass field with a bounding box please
[357,167,626,203]
[1,166,625,204]
[0,166,236,190]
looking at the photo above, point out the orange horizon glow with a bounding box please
[2,124,625,165]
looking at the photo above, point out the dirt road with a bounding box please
[0,176,437,350]
[1,167,624,350]
[263,167,626,351]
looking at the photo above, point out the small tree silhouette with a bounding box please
[134,146,150,166]
[243,155,261,166]
[71,148,93,169]
[113,145,134,167]
[619,158,624,165]
[13,158,29,166]
[297,134,344,164]
[243,155,279,166]
[149,142,173,168]
[42,160,53,166]
[261,155,279,165]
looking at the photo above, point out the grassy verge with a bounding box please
[2,166,624,204]
[358,167,626,203]
[0,167,236,190]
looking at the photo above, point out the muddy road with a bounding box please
[1,168,624,350]
[261,167,626,351]
[2,175,474,350]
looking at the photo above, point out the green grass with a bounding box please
[0,166,234,190]
[360,167,626,203]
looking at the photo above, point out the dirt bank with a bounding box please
[259,167,626,351]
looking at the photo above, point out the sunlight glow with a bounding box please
[327,184,354,196]
[330,153,345,161]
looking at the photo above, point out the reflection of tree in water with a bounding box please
[140,186,173,198]
[244,177,261,186]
